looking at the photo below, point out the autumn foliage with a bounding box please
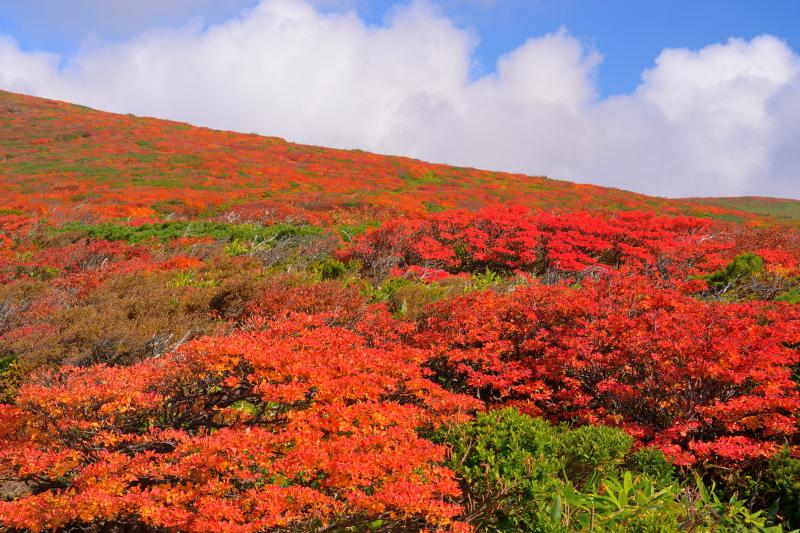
[1,90,800,531]
[342,205,800,281]
[416,274,800,465]
[0,313,477,531]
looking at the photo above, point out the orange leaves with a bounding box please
[15,363,165,438]
[1,445,82,482]
[3,89,800,530]
[0,311,478,531]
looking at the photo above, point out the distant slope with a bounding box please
[0,89,790,225]
[685,197,800,223]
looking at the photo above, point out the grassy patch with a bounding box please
[57,221,322,244]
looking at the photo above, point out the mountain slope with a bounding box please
[2,89,800,532]
[0,89,788,226]
[686,196,800,223]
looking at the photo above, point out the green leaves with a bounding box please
[682,476,784,532]
[704,251,765,293]
[441,409,790,531]
[559,424,633,489]
[59,220,321,244]
[560,473,681,530]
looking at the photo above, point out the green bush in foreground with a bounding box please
[437,408,562,531]
[764,447,800,528]
[439,408,787,532]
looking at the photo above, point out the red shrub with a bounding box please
[416,274,800,466]
[0,312,479,531]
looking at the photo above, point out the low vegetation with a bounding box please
[0,90,799,531]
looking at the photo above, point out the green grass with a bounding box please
[337,221,379,241]
[399,170,448,187]
[135,140,156,150]
[57,221,322,244]
[423,201,447,213]
[168,154,203,167]
[11,160,64,174]
[127,152,159,163]
[689,197,800,222]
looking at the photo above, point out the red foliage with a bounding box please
[2,89,800,529]
[343,207,715,278]
[344,206,800,285]
[416,274,800,465]
[0,313,478,531]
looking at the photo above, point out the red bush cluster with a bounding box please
[0,313,478,531]
[2,90,800,531]
[415,274,800,465]
[343,206,800,281]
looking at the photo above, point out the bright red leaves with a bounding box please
[416,274,800,466]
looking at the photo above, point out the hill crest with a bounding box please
[2,89,795,226]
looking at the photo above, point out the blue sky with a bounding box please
[1,1,798,97]
[0,0,799,197]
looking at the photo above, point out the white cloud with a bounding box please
[0,0,799,198]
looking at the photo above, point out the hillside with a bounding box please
[0,90,786,226]
[686,196,800,223]
[1,90,800,531]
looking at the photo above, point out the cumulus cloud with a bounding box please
[0,0,798,197]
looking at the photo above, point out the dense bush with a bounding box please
[436,408,563,531]
[558,424,633,488]
[764,447,800,528]
[2,268,222,360]
[440,409,786,532]
[4,90,800,531]
[417,274,800,466]
[704,251,764,291]
[625,447,677,487]
[0,312,479,531]
[345,207,746,281]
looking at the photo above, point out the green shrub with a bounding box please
[337,221,379,242]
[557,472,682,532]
[311,257,347,280]
[681,477,783,532]
[765,447,800,528]
[173,270,220,288]
[776,287,800,304]
[439,410,643,531]
[367,277,410,304]
[556,473,784,532]
[439,409,785,531]
[224,239,251,257]
[558,424,633,489]
[366,277,461,319]
[470,268,503,291]
[705,252,764,293]
[436,408,563,531]
[626,447,677,488]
